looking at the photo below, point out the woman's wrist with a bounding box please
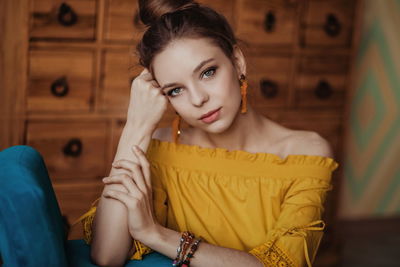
[137,223,165,246]
[123,120,155,138]
[120,121,154,149]
[139,224,181,259]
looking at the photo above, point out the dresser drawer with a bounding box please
[298,55,350,73]
[103,0,144,42]
[101,49,142,111]
[295,55,349,108]
[28,49,95,112]
[236,0,299,46]
[26,120,109,180]
[295,74,346,108]
[103,0,235,42]
[53,181,104,239]
[302,0,355,47]
[30,0,97,40]
[247,55,293,109]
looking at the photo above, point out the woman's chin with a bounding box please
[200,119,234,134]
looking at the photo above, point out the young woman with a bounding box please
[79,0,339,266]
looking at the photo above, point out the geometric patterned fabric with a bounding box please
[339,0,400,218]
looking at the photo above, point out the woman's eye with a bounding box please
[167,87,183,97]
[202,67,217,78]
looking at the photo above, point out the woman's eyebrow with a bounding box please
[160,58,215,91]
[192,58,214,74]
[161,82,179,91]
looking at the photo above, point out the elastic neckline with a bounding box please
[149,138,339,172]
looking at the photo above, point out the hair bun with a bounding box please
[138,0,197,26]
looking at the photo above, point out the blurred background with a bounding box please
[1,0,399,266]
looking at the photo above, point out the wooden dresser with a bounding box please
[1,0,359,264]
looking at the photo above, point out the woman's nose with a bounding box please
[189,86,209,107]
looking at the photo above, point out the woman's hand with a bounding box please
[102,145,159,242]
[127,68,168,132]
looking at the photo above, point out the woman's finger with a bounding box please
[150,79,160,88]
[132,145,151,190]
[138,68,149,77]
[112,159,147,193]
[140,68,154,81]
[103,174,142,198]
[104,190,138,210]
[139,68,159,88]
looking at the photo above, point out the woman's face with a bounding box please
[152,37,245,134]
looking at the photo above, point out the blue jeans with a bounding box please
[0,145,170,267]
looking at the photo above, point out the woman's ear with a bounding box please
[232,45,246,77]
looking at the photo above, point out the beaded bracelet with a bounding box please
[175,232,195,266]
[181,237,202,267]
[172,231,195,266]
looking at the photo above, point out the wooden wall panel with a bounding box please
[0,0,29,150]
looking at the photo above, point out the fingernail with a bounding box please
[102,177,108,182]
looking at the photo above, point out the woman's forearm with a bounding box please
[144,225,263,267]
[112,121,154,168]
[90,122,154,266]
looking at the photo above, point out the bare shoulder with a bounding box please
[151,127,172,142]
[287,130,334,158]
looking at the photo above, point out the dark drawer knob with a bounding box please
[260,79,279,98]
[63,138,83,157]
[314,80,333,99]
[57,3,78,27]
[50,76,69,97]
[324,13,341,37]
[264,11,276,32]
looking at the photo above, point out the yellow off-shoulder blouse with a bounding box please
[78,138,339,267]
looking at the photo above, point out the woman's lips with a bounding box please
[200,108,221,124]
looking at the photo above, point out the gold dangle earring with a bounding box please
[239,74,248,114]
[172,111,181,143]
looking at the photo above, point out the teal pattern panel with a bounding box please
[339,0,400,218]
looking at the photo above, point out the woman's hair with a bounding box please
[136,0,238,70]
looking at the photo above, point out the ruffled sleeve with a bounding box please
[249,161,336,267]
